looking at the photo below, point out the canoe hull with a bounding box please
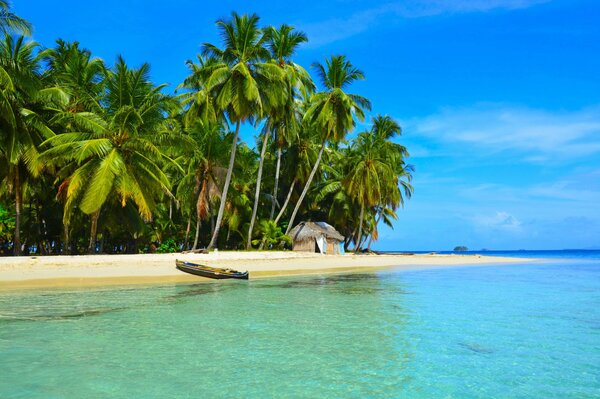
[175,260,249,280]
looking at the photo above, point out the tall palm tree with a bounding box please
[344,132,396,252]
[285,55,371,234]
[362,115,413,251]
[200,12,285,250]
[273,115,320,225]
[0,36,64,255]
[42,40,107,251]
[0,1,31,36]
[40,57,181,253]
[245,24,313,248]
[176,120,227,251]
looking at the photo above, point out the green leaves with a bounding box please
[0,11,416,254]
[304,56,370,145]
[0,1,32,36]
[79,149,123,214]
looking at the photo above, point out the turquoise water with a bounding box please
[1,255,599,398]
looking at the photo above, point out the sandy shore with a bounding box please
[0,251,533,290]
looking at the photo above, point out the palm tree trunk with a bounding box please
[36,201,43,255]
[270,146,282,219]
[366,212,382,252]
[192,218,201,251]
[355,204,365,253]
[183,215,192,250]
[64,224,70,255]
[285,142,326,235]
[274,179,295,225]
[14,166,22,256]
[88,209,100,254]
[344,236,351,252]
[208,120,240,250]
[246,129,270,249]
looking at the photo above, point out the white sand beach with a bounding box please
[0,251,533,290]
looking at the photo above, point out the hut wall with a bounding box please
[293,239,316,252]
[326,238,341,255]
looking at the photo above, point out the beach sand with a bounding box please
[0,251,534,290]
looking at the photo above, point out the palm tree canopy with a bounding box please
[304,55,371,144]
[265,24,307,65]
[200,12,286,123]
[0,1,32,36]
[44,39,105,113]
[0,36,64,166]
[40,57,180,221]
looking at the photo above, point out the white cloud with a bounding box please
[300,0,551,46]
[473,211,522,232]
[410,104,600,161]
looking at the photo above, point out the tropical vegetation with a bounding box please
[0,5,413,255]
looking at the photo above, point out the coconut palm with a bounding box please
[0,36,65,255]
[44,39,105,113]
[199,12,285,250]
[245,24,313,248]
[224,142,255,247]
[370,116,413,250]
[179,54,223,126]
[0,1,31,36]
[285,55,371,234]
[176,120,228,251]
[273,116,321,226]
[40,56,181,253]
[349,115,413,251]
[344,132,396,252]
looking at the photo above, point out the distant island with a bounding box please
[453,246,468,251]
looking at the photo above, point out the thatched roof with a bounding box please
[288,222,344,242]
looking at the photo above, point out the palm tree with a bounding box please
[40,56,181,253]
[224,142,255,247]
[245,24,313,248]
[0,36,64,255]
[344,132,395,252]
[200,12,285,250]
[363,116,414,251]
[176,120,227,251]
[274,118,321,225]
[42,40,107,251]
[0,1,32,36]
[44,39,105,113]
[285,55,371,234]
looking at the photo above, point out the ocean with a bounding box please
[0,250,598,398]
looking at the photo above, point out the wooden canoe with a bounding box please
[175,260,249,280]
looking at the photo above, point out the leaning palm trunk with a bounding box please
[192,218,201,251]
[246,129,270,249]
[207,121,240,250]
[88,209,100,254]
[14,166,22,256]
[270,146,282,219]
[285,142,326,235]
[183,215,192,250]
[274,179,296,224]
[355,204,365,253]
[366,212,382,252]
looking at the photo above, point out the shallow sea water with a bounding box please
[1,255,599,398]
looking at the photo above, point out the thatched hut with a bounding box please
[288,222,344,254]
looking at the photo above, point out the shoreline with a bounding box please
[0,252,535,290]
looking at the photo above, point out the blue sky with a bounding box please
[18,0,600,250]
